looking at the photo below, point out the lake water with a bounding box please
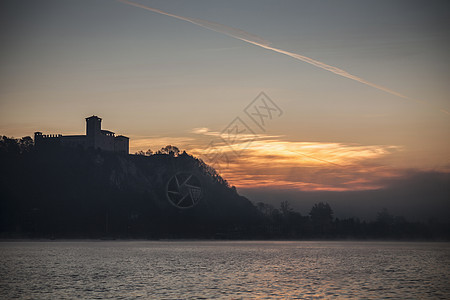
[1,241,449,299]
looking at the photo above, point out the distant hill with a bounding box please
[0,137,259,239]
[1,136,448,240]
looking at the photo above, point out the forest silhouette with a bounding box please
[0,136,448,240]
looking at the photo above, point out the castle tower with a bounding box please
[86,115,102,149]
[34,132,43,147]
[86,115,102,136]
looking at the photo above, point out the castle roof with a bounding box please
[86,115,101,121]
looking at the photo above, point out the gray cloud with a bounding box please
[240,170,450,222]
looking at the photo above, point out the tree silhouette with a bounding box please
[158,145,180,157]
[19,136,33,153]
[376,208,394,225]
[145,149,153,156]
[0,135,34,155]
[309,202,334,236]
[280,200,294,216]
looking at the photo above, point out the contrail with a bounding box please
[118,0,270,46]
[119,0,449,115]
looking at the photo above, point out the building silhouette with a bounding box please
[34,116,129,153]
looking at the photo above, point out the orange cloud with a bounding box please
[131,129,404,191]
[190,135,403,191]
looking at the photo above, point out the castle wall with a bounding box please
[114,136,129,154]
[60,135,86,148]
[35,116,129,154]
[34,133,62,149]
[94,133,115,152]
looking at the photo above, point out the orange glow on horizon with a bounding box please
[187,135,404,192]
[130,131,446,192]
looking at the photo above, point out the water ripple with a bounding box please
[0,241,449,299]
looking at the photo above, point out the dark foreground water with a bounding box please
[1,241,449,299]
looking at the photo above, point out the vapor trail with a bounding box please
[119,0,449,115]
[118,0,270,46]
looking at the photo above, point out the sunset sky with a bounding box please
[1,0,449,202]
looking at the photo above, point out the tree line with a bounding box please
[254,201,449,240]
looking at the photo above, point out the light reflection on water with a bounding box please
[1,241,449,299]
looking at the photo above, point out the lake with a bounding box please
[1,241,449,299]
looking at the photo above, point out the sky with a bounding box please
[1,0,449,216]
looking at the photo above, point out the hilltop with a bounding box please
[0,137,258,239]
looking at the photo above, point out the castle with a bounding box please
[34,116,129,153]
